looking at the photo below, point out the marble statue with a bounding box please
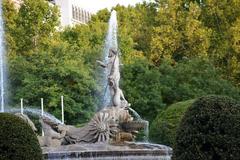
[37,48,146,147]
[15,113,37,132]
[38,118,65,147]
[97,48,130,108]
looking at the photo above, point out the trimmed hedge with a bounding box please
[0,113,42,160]
[150,99,195,146]
[173,95,240,160]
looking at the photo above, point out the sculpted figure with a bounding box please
[38,119,65,147]
[36,44,144,147]
[109,77,128,107]
[15,113,37,132]
[115,132,135,143]
[97,48,129,108]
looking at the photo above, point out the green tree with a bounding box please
[14,0,59,54]
[229,17,240,84]
[121,59,165,122]
[9,43,97,124]
[150,1,211,64]
[159,59,240,105]
[3,0,107,124]
[2,0,18,56]
[114,3,156,54]
[199,0,240,83]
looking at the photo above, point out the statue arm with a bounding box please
[120,89,126,101]
[96,60,107,68]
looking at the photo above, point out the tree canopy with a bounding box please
[2,0,240,128]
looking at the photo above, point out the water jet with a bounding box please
[0,0,7,112]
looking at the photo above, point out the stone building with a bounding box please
[49,0,92,27]
[11,0,92,27]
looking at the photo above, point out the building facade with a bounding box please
[49,0,92,27]
[11,0,92,27]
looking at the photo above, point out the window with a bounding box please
[72,5,75,19]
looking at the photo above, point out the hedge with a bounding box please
[150,99,195,146]
[173,95,240,160]
[0,113,42,160]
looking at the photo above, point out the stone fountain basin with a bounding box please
[43,142,172,160]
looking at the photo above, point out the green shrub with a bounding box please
[173,95,240,160]
[0,113,42,160]
[150,99,195,146]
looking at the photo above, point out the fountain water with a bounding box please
[101,10,118,107]
[0,0,7,112]
[8,107,62,124]
[128,107,149,141]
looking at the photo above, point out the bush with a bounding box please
[150,99,195,146]
[173,95,240,160]
[0,113,42,160]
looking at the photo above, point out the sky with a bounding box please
[74,0,149,13]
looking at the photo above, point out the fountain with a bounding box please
[101,10,118,108]
[0,7,172,159]
[9,107,62,124]
[36,10,172,159]
[0,0,7,112]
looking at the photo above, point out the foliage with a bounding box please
[198,0,240,83]
[122,58,240,123]
[0,113,42,160]
[121,59,165,122]
[150,99,195,146]
[14,0,59,54]
[9,42,98,124]
[2,0,18,54]
[158,59,240,105]
[114,3,156,55]
[150,1,211,64]
[173,95,240,160]
[3,0,240,126]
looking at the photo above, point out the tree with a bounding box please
[159,59,240,105]
[121,59,165,122]
[2,0,18,55]
[14,0,59,54]
[199,0,240,83]
[150,1,211,65]
[3,0,107,124]
[229,17,240,84]
[9,42,98,124]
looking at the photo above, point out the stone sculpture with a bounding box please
[38,118,65,147]
[97,49,130,108]
[15,113,37,132]
[37,48,146,147]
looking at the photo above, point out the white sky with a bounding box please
[73,0,148,13]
